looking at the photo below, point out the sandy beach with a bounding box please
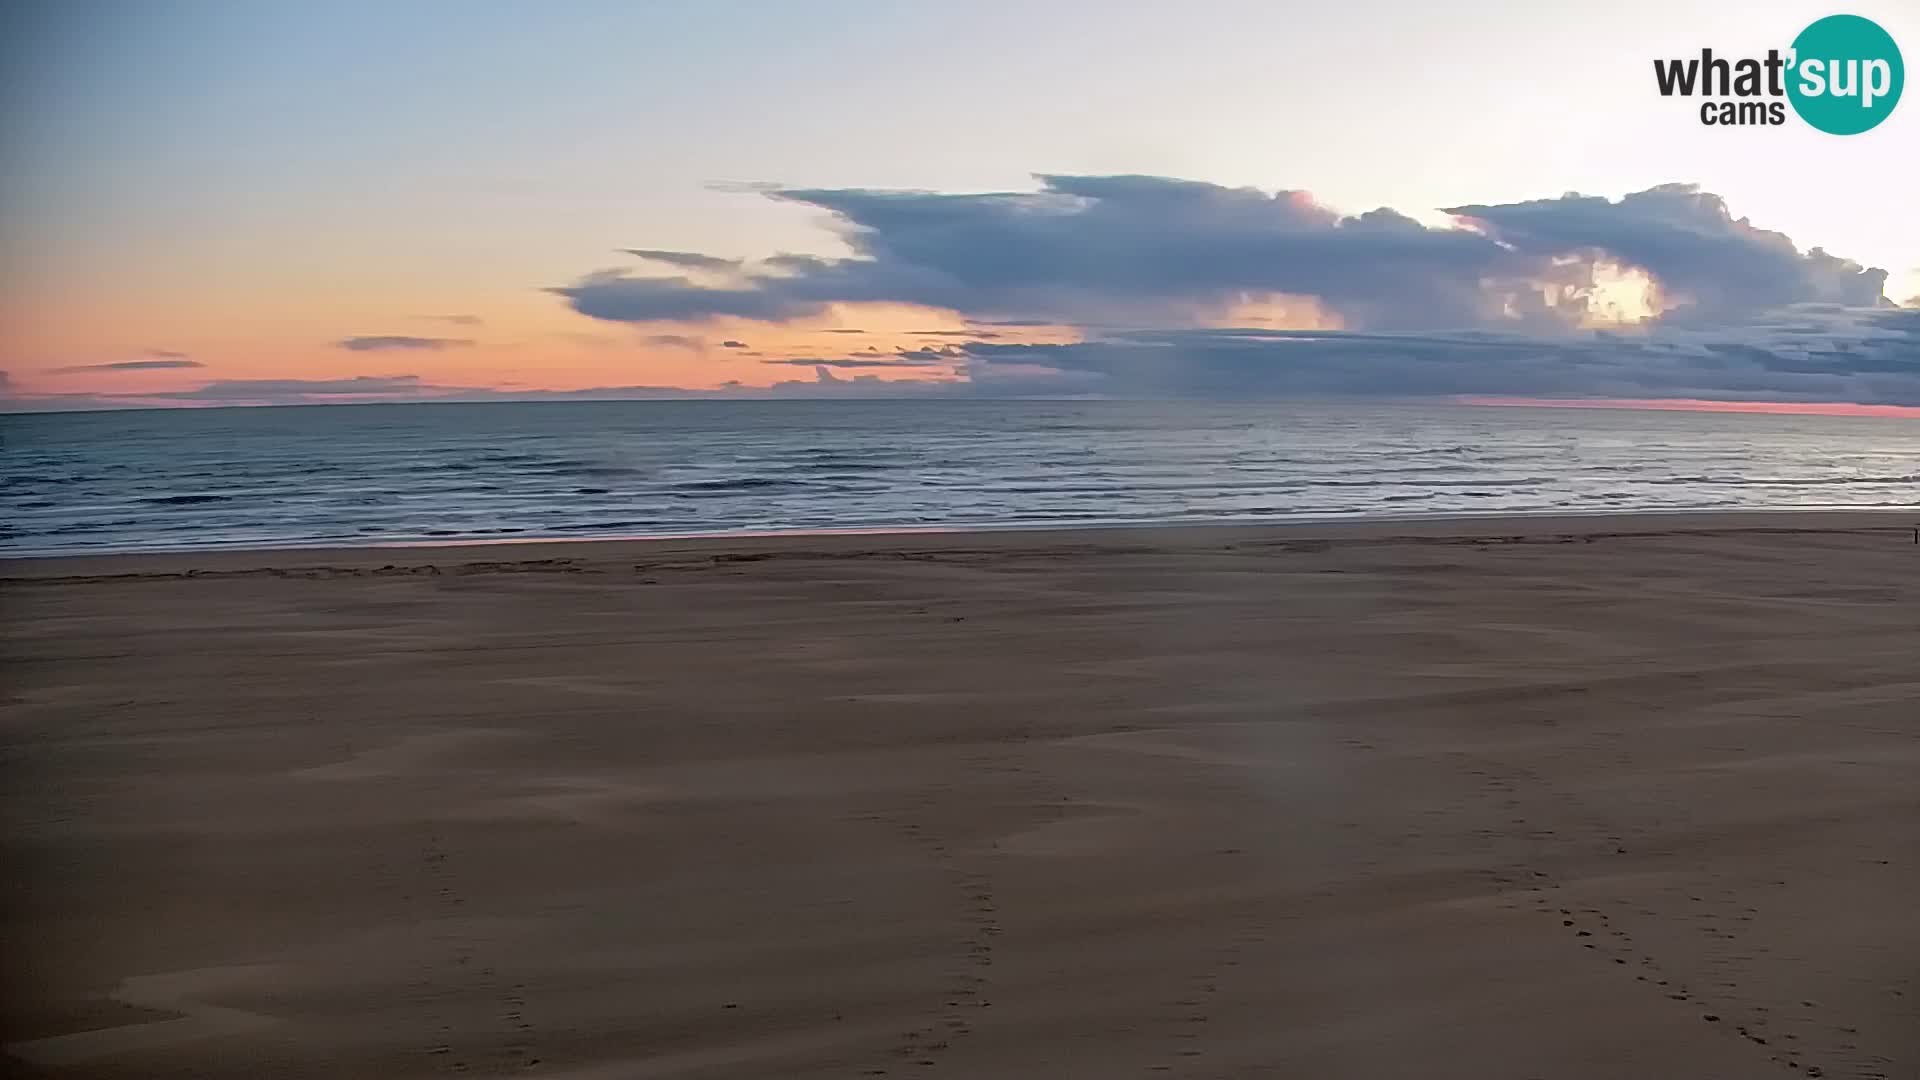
[4,511,1917,1079]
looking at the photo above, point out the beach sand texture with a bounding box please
[4,513,1918,1078]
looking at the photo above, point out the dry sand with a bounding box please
[3,512,1918,1079]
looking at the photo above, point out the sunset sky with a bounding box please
[2,0,1916,412]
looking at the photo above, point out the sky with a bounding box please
[2,0,1916,412]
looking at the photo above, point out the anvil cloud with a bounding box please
[552,175,1913,404]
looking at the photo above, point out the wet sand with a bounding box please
[4,512,1918,1078]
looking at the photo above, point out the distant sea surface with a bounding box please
[4,401,1916,556]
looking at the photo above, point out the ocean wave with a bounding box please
[139,494,233,505]
[552,519,657,531]
[47,518,145,533]
[6,402,1916,554]
[563,466,653,478]
[671,477,812,493]
[1305,476,1552,489]
[782,459,899,473]
[521,458,660,478]
[1644,474,1918,486]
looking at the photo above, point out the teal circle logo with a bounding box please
[1788,14,1903,134]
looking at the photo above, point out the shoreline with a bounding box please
[5,507,1916,579]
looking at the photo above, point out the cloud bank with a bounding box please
[335,335,474,352]
[956,308,1920,403]
[47,348,203,374]
[1444,186,1886,322]
[51,358,206,373]
[13,177,1911,411]
[6,373,942,410]
[550,175,1914,405]
[152,375,438,400]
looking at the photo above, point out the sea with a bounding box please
[3,400,1916,556]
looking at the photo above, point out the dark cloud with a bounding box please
[554,176,1898,331]
[645,334,704,349]
[762,344,967,370]
[1445,185,1886,321]
[543,174,1911,405]
[720,340,747,348]
[336,335,473,352]
[146,348,190,359]
[556,270,819,322]
[765,365,961,396]
[895,345,966,362]
[563,174,1777,331]
[955,307,1920,404]
[622,249,744,272]
[51,358,206,373]
[764,356,947,370]
[762,358,913,369]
